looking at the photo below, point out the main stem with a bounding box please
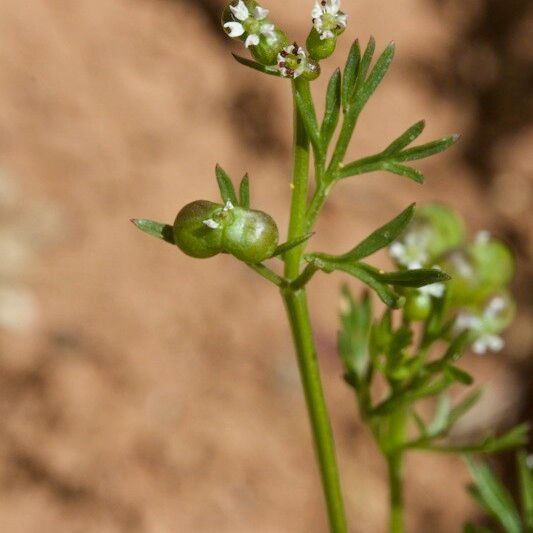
[282,80,347,533]
[385,407,407,533]
[386,452,404,533]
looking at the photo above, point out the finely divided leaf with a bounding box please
[272,233,314,257]
[342,40,361,111]
[215,164,238,205]
[465,455,522,533]
[321,68,341,148]
[232,54,282,77]
[517,450,533,530]
[131,219,175,245]
[358,36,376,87]
[382,162,425,183]
[318,259,403,308]
[395,134,460,162]
[374,267,450,288]
[239,174,250,208]
[356,42,395,111]
[382,120,426,155]
[331,203,416,262]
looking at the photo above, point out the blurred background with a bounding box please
[0,0,531,531]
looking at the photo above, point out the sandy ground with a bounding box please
[0,0,531,531]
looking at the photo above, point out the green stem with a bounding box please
[282,289,347,533]
[281,79,348,533]
[387,452,404,533]
[385,408,407,533]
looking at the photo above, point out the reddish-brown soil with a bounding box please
[0,1,531,531]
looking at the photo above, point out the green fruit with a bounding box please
[250,29,289,66]
[413,203,465,260]
[221,206,279,263]
[404,291,432,321]
[469,235,515,294]
[306,28,336,61]
[173,200,279,263]
[173,201,223,258]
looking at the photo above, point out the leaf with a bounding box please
[517,450,533,530]
[231,54,282,77]
[131,219,175,245]
[373,267,451,288]
[465,455,522,533]
[394,134,460,162]
[321,260,403,308]
[321,68,341,148]
[445,365,474,385]
[239,174,250,208]
[294,87,321,152]
[356,42,395,111]
[319,203,416,263]
[215,164,238,205]
[272,233,314,258]
[428,394,451,436]
[382,162,425,183]
[358,36,376,87]
[382,120,426,155]
[342,40,361,111]
[447,389,483,428]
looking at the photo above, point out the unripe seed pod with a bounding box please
[221,206,279,263]
[173,200,279,263]
[306,28,336,61]
[404,291,432,321]
[173,201,223,258]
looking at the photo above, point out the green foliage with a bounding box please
[130,218,175,245]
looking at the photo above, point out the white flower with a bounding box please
[311,0,348,40]
[419,281,445,298]
[223,1,276,48]
[389,229,431,270]
[453,311,504,355]
[277,43,308,78]
[203,201,234,230]
[475,230,491,244]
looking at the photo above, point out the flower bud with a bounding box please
[222,0,288,66]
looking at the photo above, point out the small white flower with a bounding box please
[453,311,505,355]
[475,230,491,244]
[203,219,220,229]
[277,43,308,78]
[224,1,276,48]
[419,282,445,298]
[311,0,348,40]
[389,230,431,269]
[472,334,504,354]
[223,200,234,212]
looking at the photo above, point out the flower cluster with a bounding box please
[311,0,348,40]
[277,43,319,79]
[223,1,276,48]
[222,0,347,76]
[389,203,515,355]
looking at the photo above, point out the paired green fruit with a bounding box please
[173,200,279,263]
